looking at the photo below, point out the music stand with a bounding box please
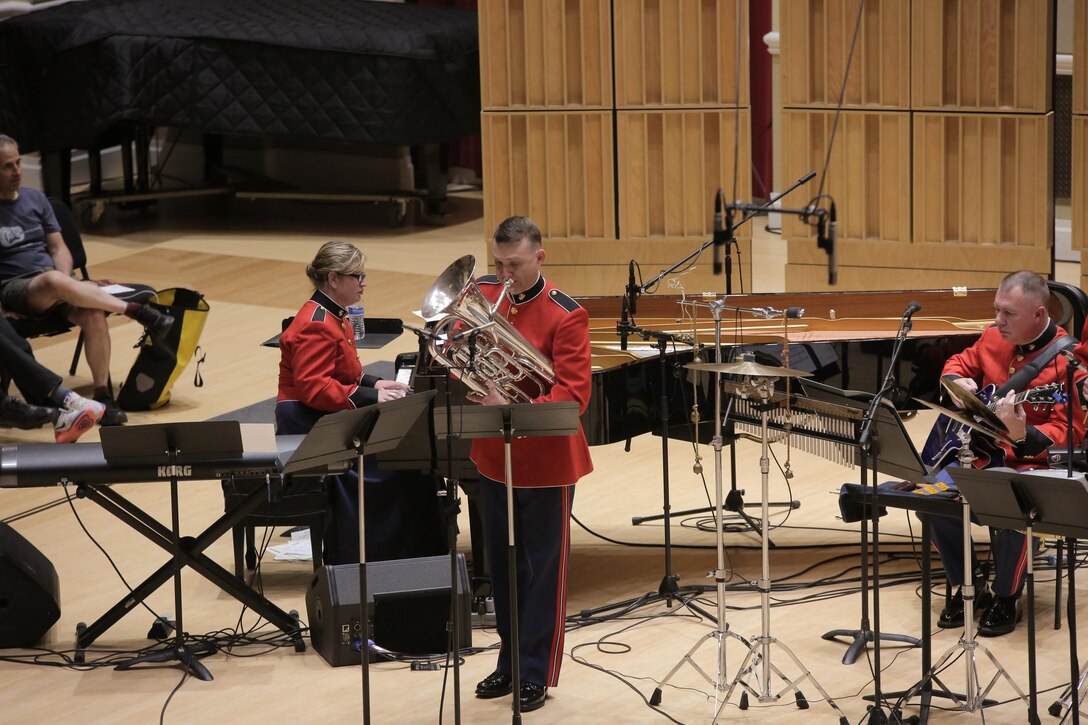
[104,421,246,681]
[435,401,580,725]
[950,467,1088,725]
[283,391,436,725]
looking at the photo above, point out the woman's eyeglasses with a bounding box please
[340,272,367,284]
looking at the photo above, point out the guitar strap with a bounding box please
[994,334,1076,398]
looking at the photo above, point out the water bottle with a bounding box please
[347,305,366,342]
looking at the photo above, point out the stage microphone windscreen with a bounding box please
[827,202,838,286]
[712,189,724,276]
[786,307,805,319]
[902,301,922,318]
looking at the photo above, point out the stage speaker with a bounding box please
[306,553,471,667]
[0,522,60,648]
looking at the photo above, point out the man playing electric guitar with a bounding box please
[924,270,1085,637]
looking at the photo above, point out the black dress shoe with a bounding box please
[475,672,512,699]
[94,396,128,426]
[978,595,1023,637]
[519,681,547,712]
[0,395,58,430]
[938,576,993,629]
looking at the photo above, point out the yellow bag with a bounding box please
[117,288,209,410]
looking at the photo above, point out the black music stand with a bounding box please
[100,422,263,680]
[283,391,435,725]
[435,401,580,725]
[950,467,1088,725]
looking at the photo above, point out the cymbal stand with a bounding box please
[899,439,1028,716]
[717,375,849,724]
[649,301,749,714]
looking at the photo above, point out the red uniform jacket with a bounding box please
[469,274,593,486]
[277,290,378,411]
[943,322,1084,467]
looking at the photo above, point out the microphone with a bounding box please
[712,189,725,276]
[902,301,922,319]
[627,259,638,317]
[786,307,805,319]
[826,202,837,286]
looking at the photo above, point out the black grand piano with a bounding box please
[0,0,480,209]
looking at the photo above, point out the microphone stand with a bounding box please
[629,171,816,302]
[835,309,922,724]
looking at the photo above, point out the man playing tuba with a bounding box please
[467,216,593,713]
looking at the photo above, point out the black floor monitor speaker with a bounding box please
[0,522,61,648]
[306,553,471,667]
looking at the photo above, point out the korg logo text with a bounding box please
[158,465,193,477]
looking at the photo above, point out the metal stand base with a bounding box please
[649,628,750,710]
[719,634,848,724]
[1051,660,1088,719]
[822,627,922,666]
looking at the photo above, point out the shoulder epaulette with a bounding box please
[548,288,580,313]
[477,274,500,285]
[310,307,327,323]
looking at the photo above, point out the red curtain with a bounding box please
[749,2,773,199]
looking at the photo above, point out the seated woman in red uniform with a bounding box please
[277,240,427,564]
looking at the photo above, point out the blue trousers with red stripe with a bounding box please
[922,466,1036,597]
[479,477,573,688]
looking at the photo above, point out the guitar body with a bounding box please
[921,385,1002,470]
[921,382,1064,471]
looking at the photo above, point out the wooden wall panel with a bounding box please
[479,0,612,109]
[614,0,749,108]
[781,0,911,109]
[1076,0,1088,115]
[481,111,615,241]
[616,109,751,240]
[912,113,1052,247]
[911,0,1053,112]
[1074,116,1086,254]
[780,110,912,244]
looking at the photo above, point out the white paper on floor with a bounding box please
[267,527,313,561]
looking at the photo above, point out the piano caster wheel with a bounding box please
[739,692,748,710]
[74,622,87,664]
[386,200,408,227]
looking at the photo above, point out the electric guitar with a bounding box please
[921,382,1066,470]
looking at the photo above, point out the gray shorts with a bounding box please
[0,272,71,321]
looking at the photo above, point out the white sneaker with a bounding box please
[55,394,106,444]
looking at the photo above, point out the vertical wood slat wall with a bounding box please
[1075,0,1087,292]
[781,0,1053,291]
[480,0,751,296]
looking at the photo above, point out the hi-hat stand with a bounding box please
[717,374,849,725]
[647,302,756,714]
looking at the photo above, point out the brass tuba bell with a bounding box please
[420,255,555,403]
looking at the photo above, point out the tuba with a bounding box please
[420,255,555,403]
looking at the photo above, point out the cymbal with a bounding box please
[685,360,812,378]
[939,375,1008,434]
[915,398,1014,446]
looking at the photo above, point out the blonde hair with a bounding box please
[306,240,365,287]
